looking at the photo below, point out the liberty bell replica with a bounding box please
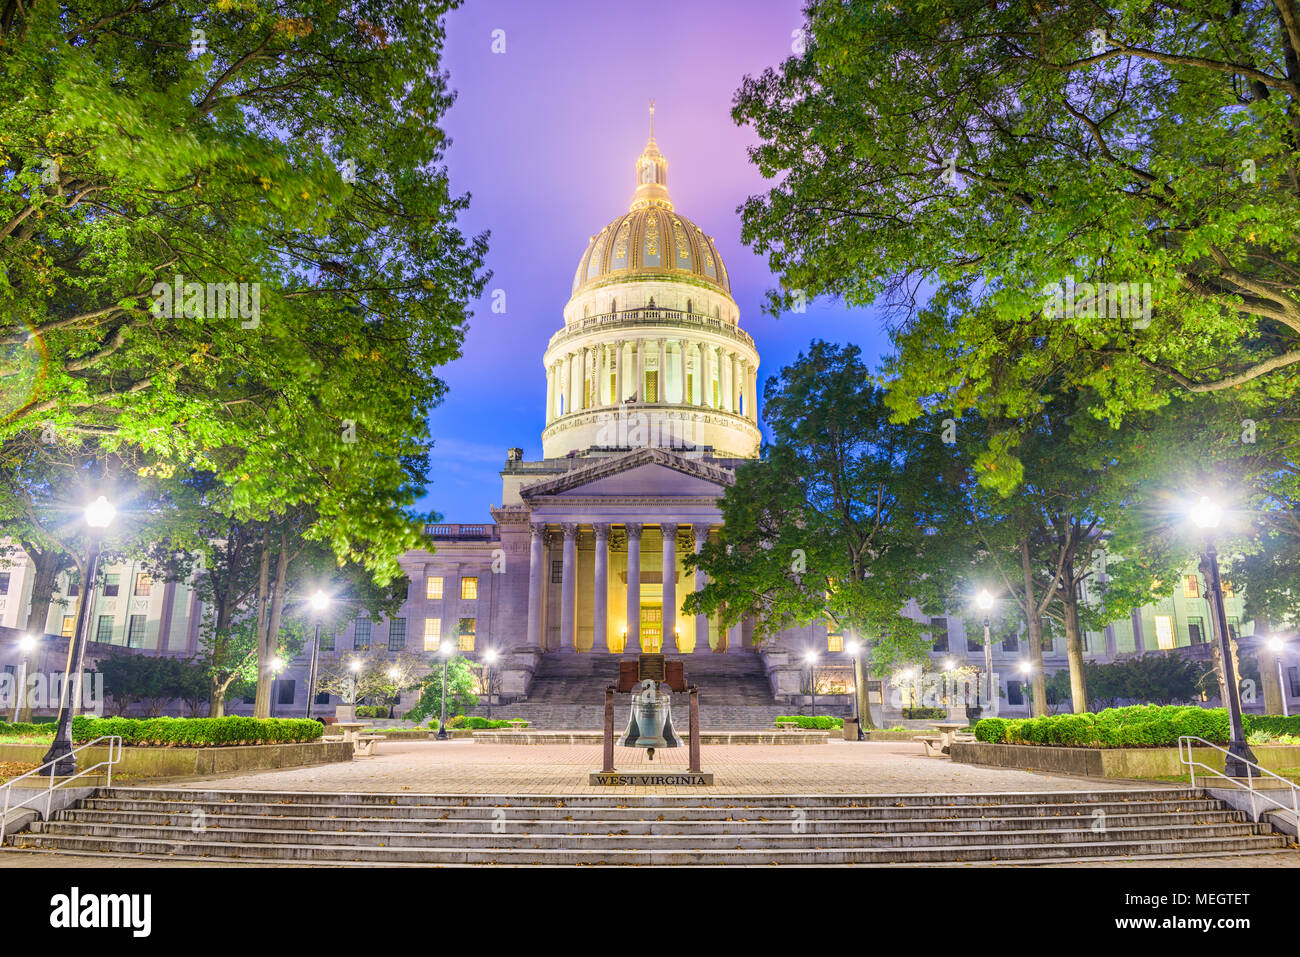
[617,677,683,760]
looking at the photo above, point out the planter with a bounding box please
[0,740,354,778]
[950,741,1300,779]
[335,705,355,722]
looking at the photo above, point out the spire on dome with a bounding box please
[631,99,672,211]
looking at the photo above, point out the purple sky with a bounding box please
[420,0,892,522]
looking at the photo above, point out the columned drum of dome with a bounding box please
[542,108,761,460]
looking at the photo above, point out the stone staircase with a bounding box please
[6,786,1293,865]
[478,652,850,730]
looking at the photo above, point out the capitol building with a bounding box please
[0,116,1283,724]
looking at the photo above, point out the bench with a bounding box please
[507,720,528,732]
[354,734,387,757]
[321,734,345,743]
[917,734,946,758]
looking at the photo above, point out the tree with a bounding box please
[404,656,479,726]
[683,342,950,729]
[1,0,488,587]
[733,1,1300,476]
[316,651,425,710]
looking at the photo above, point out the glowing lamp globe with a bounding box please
[85,495,116,529]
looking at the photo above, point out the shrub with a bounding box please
[69,715,323,747]
[1245,715,1300,737]
[973,718,1007,743]
[354,706,388,718]
[0,721,55,737]
[775,715,844,730]
[901,707,946,720]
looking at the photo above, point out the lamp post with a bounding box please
[804,650,818,716]
[1019,661,1033,715]
[1191,496,1256,776]
[1268,637,1289,718]
[483,649,498,719]
[846,638,866,740]
[304,589,330,720]
[976,590,995,715]
[387,667,401,719]
[268,657,284,718]
[346,659,362,715]
[42,495,115,775]
[436,641,453,740]
[12,634,36,724]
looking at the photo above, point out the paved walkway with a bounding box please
[151,738,1166,796]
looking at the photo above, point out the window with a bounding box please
[1154,615,1175,650]
[423,617,442,651]
[277,680,296,705]
[1007,680,1024,706]
[389,618,407,652]
[551,561,563,584]
[929,617,949,653]
[645,370,658,403]
[61,616,75,638]
[353,618,372,650]
[426,576,444,600]
[1001,631,1019,652]
[133,573,152,597]
[967,631,983,652]
[827,633,843,652]
[67,574,79,597]
[320,630,335,652]
[95,615,114,642]
[461,577,478,600]
[103,573,120,597]
[314,692,331,705]
[1289,667,1300,698]
[1222,578,1235,597]
[1227,617,1240,642]
[126,615,147,648]
[1184,574,1200,598]
[0,572,9,594]
[458,618,476,651]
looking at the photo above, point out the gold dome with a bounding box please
[570,104,731,298]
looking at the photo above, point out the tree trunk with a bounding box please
[1019,539,1048,717]
[21,544,65,636]
[255,541,290,719]
[1059,558,1089,713]
[854,631,875,729]
[252,533,273,719]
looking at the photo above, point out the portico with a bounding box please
[517,447,745,655]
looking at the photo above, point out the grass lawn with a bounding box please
[0,734,53,744]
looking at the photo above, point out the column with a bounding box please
[728,619,744,654]
[662,523,678,651]
[595,344,606,406]
[635,340,645,402]
[657,338,666,403]
[592,523,609,652]
[564,352,575,416]
[578,347,588,410]
[736,357,747,417]
[749,366,758,420]
[681,338,691,403]
[526,522,545,649]
[559,523,577,653]
[625,522,642,652]
[545,364,554,423]
[693,343,704,405]
[699,342,711,406]
[614,340,623,403]
[732,353,742,414]
[692,524,709,653]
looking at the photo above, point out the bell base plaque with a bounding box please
[588,770,714,786]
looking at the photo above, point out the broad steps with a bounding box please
[6,786,1292,865]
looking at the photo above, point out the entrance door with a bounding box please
[640,606,662,653]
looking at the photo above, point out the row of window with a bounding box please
[424,576,478,600]
[316,617,478,653]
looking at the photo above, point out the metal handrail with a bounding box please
[1178,735,1300,839]
[0,735,123,845]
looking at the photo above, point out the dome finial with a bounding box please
[632,99,671,210]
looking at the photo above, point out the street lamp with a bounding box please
[845,638,866,740]
[483,649,499,719]
[1190,495,1256,775]
[387,667,401,719]
[975,590,995,716]
[436,641,453,740]
[1019,661,1034,714]
[12,634,36,724]
[42,495,115,775]
[304,590,331,721]
[268,656,285,718]
[1268,637,1289,718]
[903,667,919,714]
[804,650,818,717]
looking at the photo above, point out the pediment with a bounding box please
[520,448,735,500]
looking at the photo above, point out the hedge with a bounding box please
[0,721,55,737]
[428,717,526,730]
[70,715,323,747]
[970,705,1275,748]
[775,715,844,730]
[354,706,389,718]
